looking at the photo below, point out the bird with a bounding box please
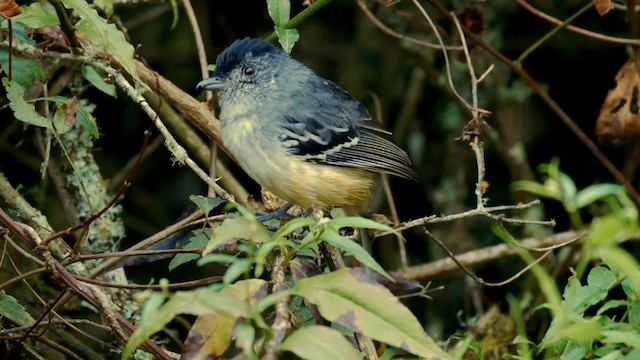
[197,37,417,213]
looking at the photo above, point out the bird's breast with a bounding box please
[220,114,374,211]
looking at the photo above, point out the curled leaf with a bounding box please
[596,57,640,143]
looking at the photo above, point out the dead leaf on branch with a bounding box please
[0,0,21,17]
[626,0,638,20]
[595,56,640,143]
[594,0,614,16]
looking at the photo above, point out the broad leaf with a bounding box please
[274,27,299,54]
[0,50,46,88]
[203,217,270,255]
[292,268,449,359]
[182,312,234,360]
[189,195,223,216]
[123,279,267,359]
[81,66,116,97]
[61,0,136,77]
[280,325,362,360]
[322,228,391,280]
[12,2,59,28]
[168,231,209,271]
[0,292,34,326]
[266,0,290,26]
[4,79,51,129]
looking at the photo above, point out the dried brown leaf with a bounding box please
[627,0,638,20]
[596,56,640,143]
[0,0,21,17]
[594,0,614,16]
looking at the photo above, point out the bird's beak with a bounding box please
[196,76,228,90]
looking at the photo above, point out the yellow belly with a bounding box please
[261,160,375,212]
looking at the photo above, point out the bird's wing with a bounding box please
[279,79,417,180]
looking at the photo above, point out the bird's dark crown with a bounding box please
[214,38,282,76]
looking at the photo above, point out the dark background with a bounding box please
[3,0,638,342]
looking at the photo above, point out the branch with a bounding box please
[428,0,640,208]
[517,0,640,46]
[262,253,289,360]
[401,230,584,280]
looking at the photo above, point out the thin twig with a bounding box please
[401,230,583,279]
[107,70,234,203]
[182,0,212,102]
[429,0,640,208]
[355,0,462,51]
[517,0,640,46]
[422,229,560,286]
[262,253,289,360]
[376,200,555,237]
[74,275,222,290]
[518,2,593,62]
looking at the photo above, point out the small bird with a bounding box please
[197,38,417,213]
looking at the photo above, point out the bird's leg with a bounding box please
[256,204,294,222]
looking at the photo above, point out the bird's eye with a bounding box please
[243,66,256,76]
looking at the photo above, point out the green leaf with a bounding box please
[168,231,209,271]
[322,228,391,280]
[292,268,449,359]
[281,325,362,360]
[575,184,625,209]
[52,103,74,135]
[223,258,253,285]
[587,215,628,246]
[562,347,587,360]
[0,291,35,326]
[61,0,137,77]
[274,27,299,54]
[81,66,116,97]
[629,302,640,326]
[557,171,578,205]
[272,217,316,240]
[511,180,560,200]
[203,217,270,255]
[562,318,602,346]
[602,330,640,349]
[587,266,617,290]
[597,299,628,315]
[169,0,179,29]
[198,253,238,266]
[328,216,402,237]
[562,278,606,314]
[0,50,46,89]
[235,321,257,358]
[8,22,36,46]
[123,279,267,359]
[4,79,51,129]
[267,0,291,26]
[94,0,114,17]
[12,2,60,28]
[598,247,640,299]
[189,195,223,216]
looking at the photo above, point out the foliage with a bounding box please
[1,0,640,359]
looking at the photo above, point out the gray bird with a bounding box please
[197,38,416,212]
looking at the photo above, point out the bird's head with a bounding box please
[197,38,300,104]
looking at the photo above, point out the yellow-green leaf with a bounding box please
[292,268,449,359]
[203,217,270,255]
[281,325,362,360]
[61,0,136,77]
[4,79,51,129]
